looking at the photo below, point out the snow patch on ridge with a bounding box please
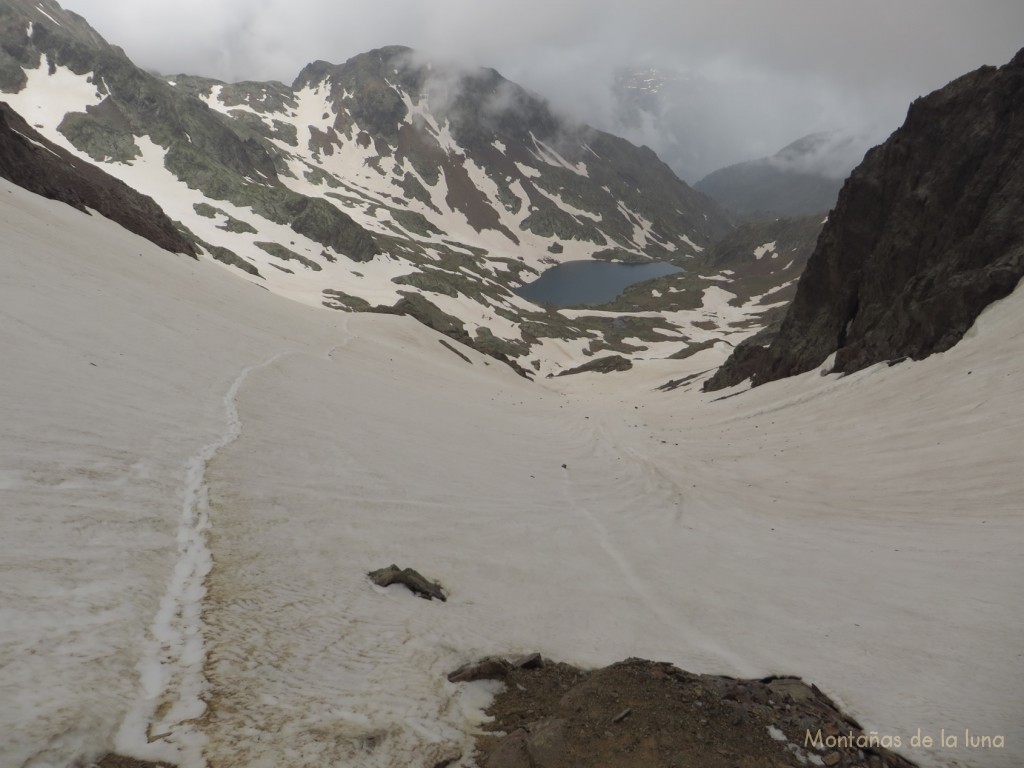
[754,241,778,260]
[530,133,589,177]
[35,4,61,26]
[3,56,103,152]
[680,234,704,254]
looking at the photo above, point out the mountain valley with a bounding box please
[1,3,1022,768]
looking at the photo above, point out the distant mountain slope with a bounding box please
[0,101,194,255]
[706,48,1024,390]
[695,133,864,220]
[0,1,742,374]
[600,214,822,315]
[0,0,377,269]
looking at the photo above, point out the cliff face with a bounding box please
[706,48,1024,391]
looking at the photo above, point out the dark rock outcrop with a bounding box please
[368,564,446,601]
[706,48,1024,391]
[0,102,196,255]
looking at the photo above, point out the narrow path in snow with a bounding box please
[115,349,300,767]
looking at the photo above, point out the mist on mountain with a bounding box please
[58,0,1024,187]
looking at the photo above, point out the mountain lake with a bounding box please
[515,260,683,307]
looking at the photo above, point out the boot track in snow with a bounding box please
[116,352,292,767]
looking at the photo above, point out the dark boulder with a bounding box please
[367,564,446,601]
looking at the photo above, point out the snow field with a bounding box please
[2,101,1022,768]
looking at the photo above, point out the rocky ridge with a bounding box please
[707,47,1024,391]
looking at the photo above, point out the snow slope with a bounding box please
[1,180,1021,768]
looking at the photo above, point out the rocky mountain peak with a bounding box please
[0,0,110,91]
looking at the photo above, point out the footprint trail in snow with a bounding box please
[116,352,292,768]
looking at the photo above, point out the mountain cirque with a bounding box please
[708,47,1024,390]
[3,4,1023,768]
[0,0,810,376]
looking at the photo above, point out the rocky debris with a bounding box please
[509,652,544,670]
[556,354,633,376]
[656,369,712,392]
[0,103,196,256]
[467,657,917,768]
[707,47,1024,390]
[367,564,446,601]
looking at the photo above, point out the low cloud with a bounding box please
[62,0,1024,175]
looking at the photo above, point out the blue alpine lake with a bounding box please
[515,260,683,307]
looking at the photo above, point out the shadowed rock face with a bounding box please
[706,48,1024,391]
[0,101,196,255]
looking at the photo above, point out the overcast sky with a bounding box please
[60,0,1024,178]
